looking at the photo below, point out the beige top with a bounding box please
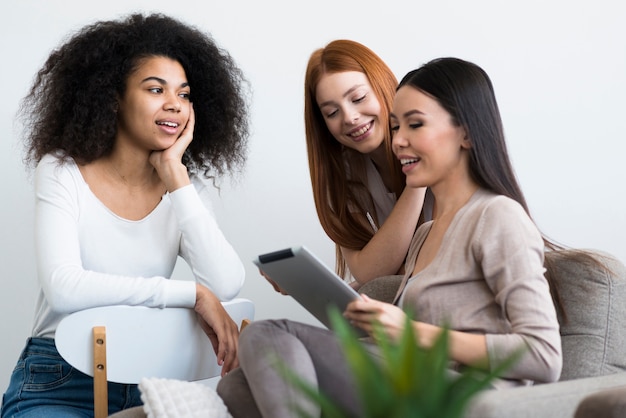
[397,188,562,386]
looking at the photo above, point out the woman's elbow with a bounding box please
[212,265,245,301]
[42,288,75,314]
[40,270,79,314]
[541,348,563,383]
[525,341,563,383]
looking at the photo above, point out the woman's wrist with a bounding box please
[414,322,440,349]
[194,283,220,312]
[161,163,191,192]
[194,283,206,311]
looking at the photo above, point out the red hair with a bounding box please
[304,40,403,277]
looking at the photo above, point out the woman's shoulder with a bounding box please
[470,189,525,217]
[467,189,540,240]
[36,152,78,172]
[35,152,83,189]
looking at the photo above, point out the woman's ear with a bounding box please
[460,127,472,149]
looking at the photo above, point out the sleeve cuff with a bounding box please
[164,279,197,308]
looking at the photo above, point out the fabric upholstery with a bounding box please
[465,372,626,418]
[357,274,402,303]
[547,250,626,380]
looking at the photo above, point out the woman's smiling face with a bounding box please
[315,71,384,154]
[115,56,191,152]
[390,85,469,190]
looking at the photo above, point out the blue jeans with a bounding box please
[1,338,142,418]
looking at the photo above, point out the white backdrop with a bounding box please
[1,0,624,389]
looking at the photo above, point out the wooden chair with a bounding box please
[55,298,254,418]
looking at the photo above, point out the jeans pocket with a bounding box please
[22,359,75,392]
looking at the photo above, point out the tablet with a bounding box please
[253,245,365,335]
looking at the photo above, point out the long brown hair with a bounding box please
[304,40,403,278]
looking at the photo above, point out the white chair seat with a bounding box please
[55,298,254,384]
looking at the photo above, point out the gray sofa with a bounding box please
[111,249,626,417]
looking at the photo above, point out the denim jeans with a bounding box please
[1,338,141,418]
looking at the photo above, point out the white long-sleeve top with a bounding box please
[31,153,245,339]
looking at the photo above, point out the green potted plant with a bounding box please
[275,307,521,418]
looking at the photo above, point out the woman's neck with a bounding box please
[104,149,158,189]
[431,179,480,221]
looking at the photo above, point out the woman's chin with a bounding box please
[406,179,427,189]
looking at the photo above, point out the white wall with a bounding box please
[1,0,624,389]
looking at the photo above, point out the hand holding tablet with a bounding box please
[253,246,366,335]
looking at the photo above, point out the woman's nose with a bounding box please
[164,94,181,112]
[344,110,359,125]
[392,129,408,150]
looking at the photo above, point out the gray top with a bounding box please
[397,188,562,386]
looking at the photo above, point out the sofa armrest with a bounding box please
[464,372,626,418]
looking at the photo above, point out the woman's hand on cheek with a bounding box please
[344,294,407,341]
[149,104,195,191]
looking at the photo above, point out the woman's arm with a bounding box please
[150,104,245,300]
[173,180,245,300]
[345,198,562,381]
[345,295,489,369]
[415,321,489,368]
[35,155,196,314]
[474,198,562,382]
[194,283,240,376]
[341,186,427,283]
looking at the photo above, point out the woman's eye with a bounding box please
[325,109,338,118]
[148,87,163,94]
[353,94,366,104]
[179,92,191,100]
[390,122,422,133]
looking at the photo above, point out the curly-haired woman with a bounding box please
[1,13,250,417]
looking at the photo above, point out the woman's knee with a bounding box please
[216,368,262,418]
